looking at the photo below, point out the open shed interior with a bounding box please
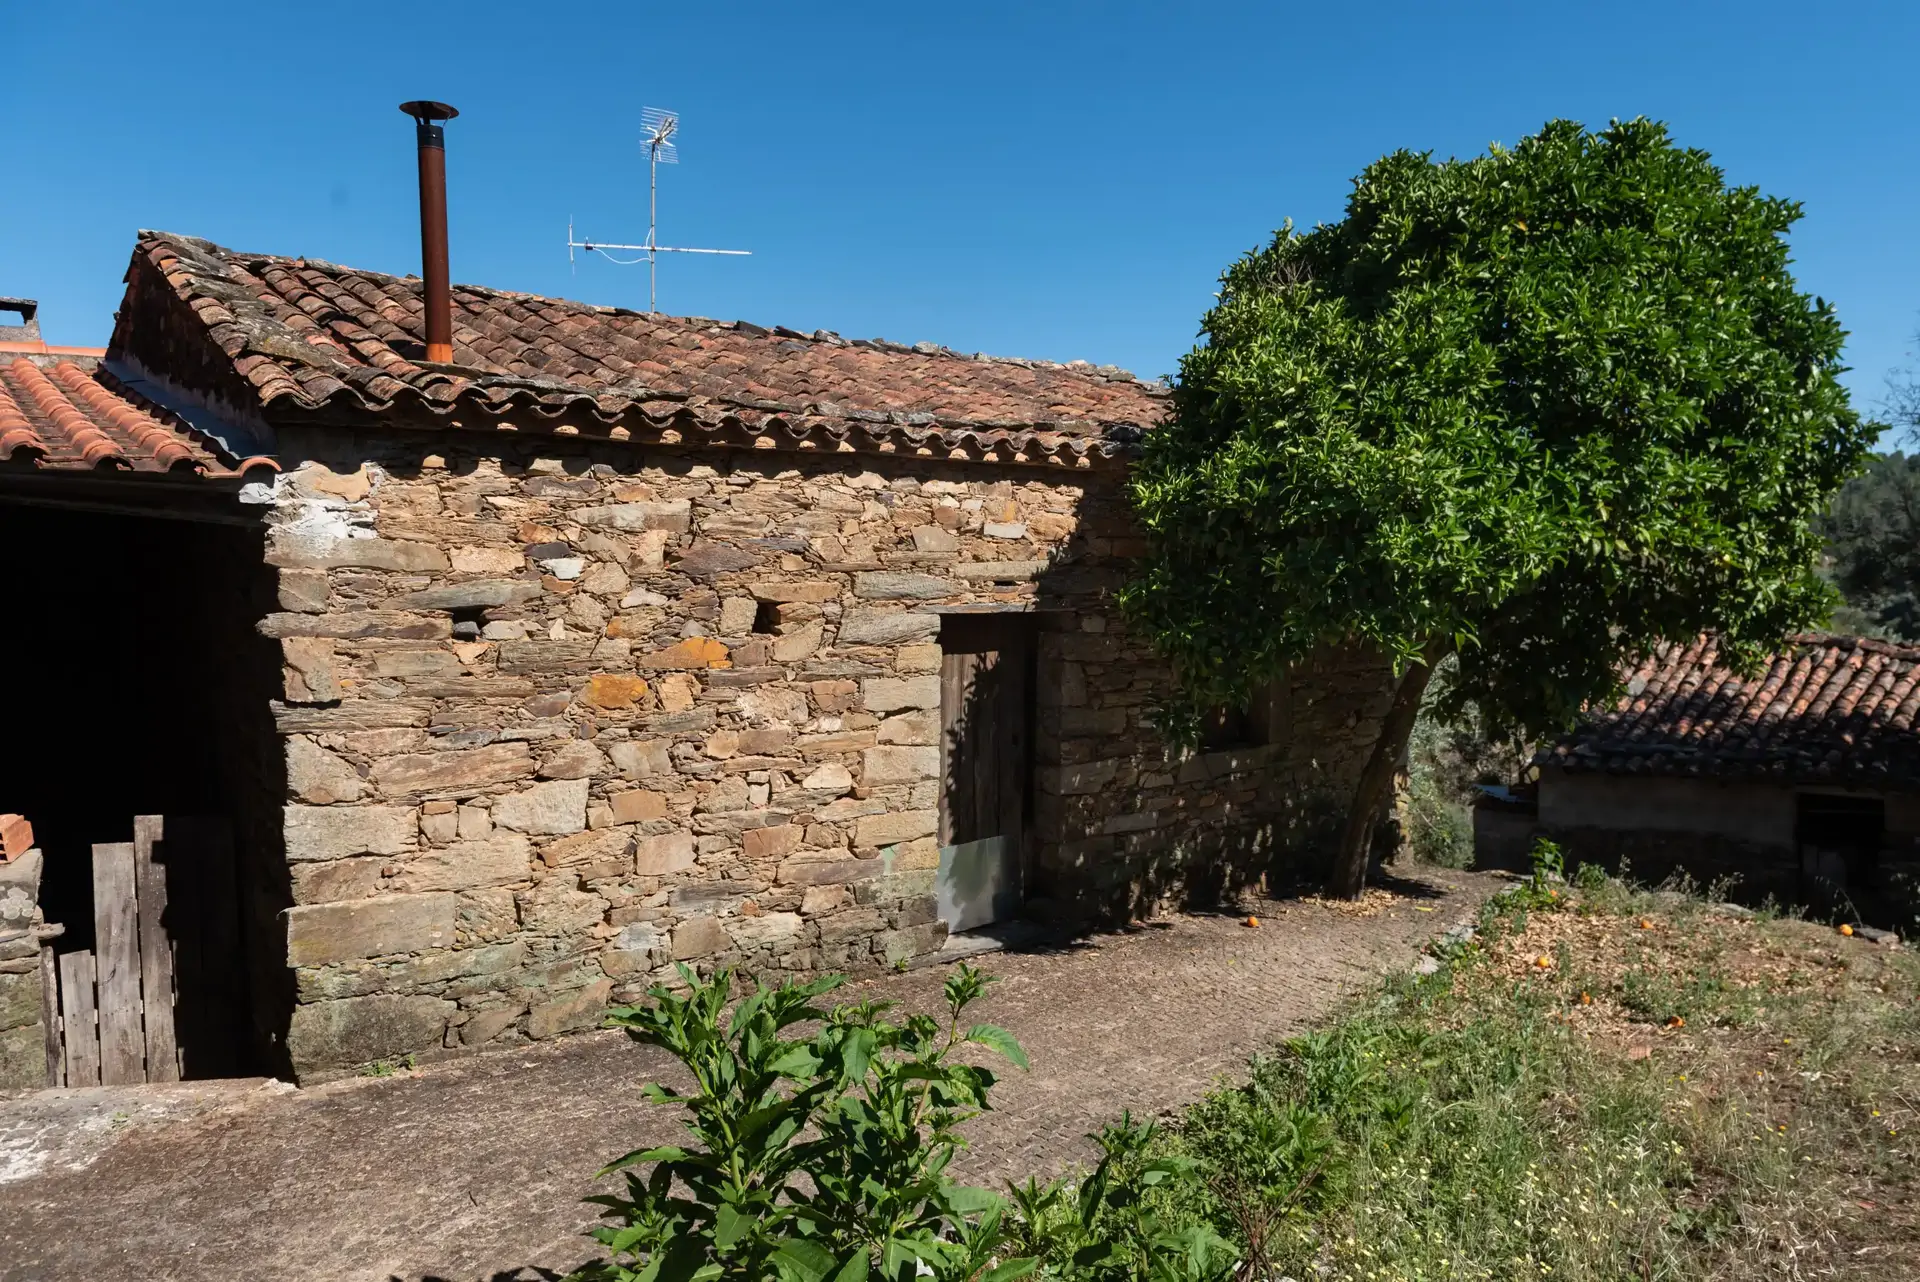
[0,498,287,1078]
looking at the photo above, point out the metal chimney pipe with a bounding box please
[400,100,459,364]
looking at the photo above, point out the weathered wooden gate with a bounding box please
[40,815,237,1086]
[937,615,1035,932]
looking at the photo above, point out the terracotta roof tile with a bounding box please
[0,355,275,478]
[124,231,1167,465]
[1542,634,1920,786]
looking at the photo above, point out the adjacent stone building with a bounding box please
[1533,633,1920,925]
[0,232,1400,1083]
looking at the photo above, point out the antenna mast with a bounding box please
[566,108,750,314]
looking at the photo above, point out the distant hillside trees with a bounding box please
[1824,452,1920,641]
[1819,337,1920,641]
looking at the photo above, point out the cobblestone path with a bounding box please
[0,869,1502,1282]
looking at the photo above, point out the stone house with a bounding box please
[0,229,1401,1086]
[1531,633,1920,925]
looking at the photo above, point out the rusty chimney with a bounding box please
[400,100,459,363]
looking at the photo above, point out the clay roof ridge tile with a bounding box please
[0,369,50,460]
[1846,660,1899,728]
[91,364,238,470]
[48,362,203,471]
[1885,666,1920,730]
[1801,651,1859,728]
[7,357,128,468]
[126,231,1163,461]
[1745,647,1797,726]
[1825,658,1889,745]
[1552,632,1920,785]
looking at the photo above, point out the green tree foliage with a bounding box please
[1121,118,1872,896]
[1822,452,1920,641]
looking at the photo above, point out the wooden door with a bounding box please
[937,615,1033,932]
[43,815,237,1085]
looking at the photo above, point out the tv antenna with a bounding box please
[567,108,750,314]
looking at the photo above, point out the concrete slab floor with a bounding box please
[0,868,1507,1282]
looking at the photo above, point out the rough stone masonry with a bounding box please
[260,437,1400,1078]
[0,848,48,1090]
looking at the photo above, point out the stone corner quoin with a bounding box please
[258,448,1396,1076]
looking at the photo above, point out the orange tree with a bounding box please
[1121,119,1873,898]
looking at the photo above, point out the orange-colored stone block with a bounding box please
[638,637,731,670]
[584,674,649,709]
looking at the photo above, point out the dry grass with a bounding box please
[1164,873,1920,1281]
[1464,880,1919,1277]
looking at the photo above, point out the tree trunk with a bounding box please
[1324,647,1444,900]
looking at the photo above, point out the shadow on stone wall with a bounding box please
[1014,497,1402,927]
[1549,825,1920,931]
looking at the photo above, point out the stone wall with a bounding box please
[1539,773,1802,901]
[254,433,1397,1077]
[1541,771,1920,927]
[1032,638,1401,916]
[0,850,48,1089]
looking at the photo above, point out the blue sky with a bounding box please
[5,2,1916,415]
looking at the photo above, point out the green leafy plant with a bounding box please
[1122,117,1875,899]
[1005,1115,1234,1281]
[572,963,1035,1282]
[1528,837,1566,892]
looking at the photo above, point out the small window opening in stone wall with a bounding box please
[752,601,781,634]
[449,605,488,640]
[1199,703,1261,751]
[1198,678,1288,752]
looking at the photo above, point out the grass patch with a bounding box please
[1155,875,1919,1280]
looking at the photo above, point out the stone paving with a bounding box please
[0,868,1503,1282]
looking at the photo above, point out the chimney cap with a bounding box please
[400,100,459,125]
[0,297,40,343]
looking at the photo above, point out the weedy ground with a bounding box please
[1157,874,1919,1281]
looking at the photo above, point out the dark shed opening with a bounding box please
[0,501,288,1079]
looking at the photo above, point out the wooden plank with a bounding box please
[199,819,241,1077]
[939,651,967,847]
[995,632,1032,861]
[169,816,242,1077]
[939,617,1036,929]
[58,950,100,1088]
[165,824,205,1081]
[91,841,146,1085]
[39,944,64,1088]
[133,815,180,1083]
[975,650,1000,844]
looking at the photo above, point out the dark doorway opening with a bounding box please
[1795,792,1883,917]
[936,613,1036,933]
[0,500,286,1079]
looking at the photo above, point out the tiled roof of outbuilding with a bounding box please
[0,355,275,477]
[1541,634,1920,787]
[123,231,1166,464]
